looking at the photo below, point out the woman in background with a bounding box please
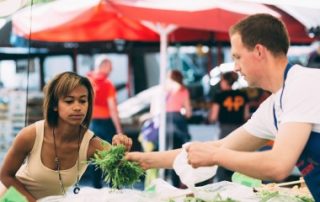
[151,70,192,187]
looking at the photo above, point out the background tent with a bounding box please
[12,0,159,42]
[244,0,320,38]
[11,0,161,54]
[0,0,27,17]
[11,0,228,53]
[109,0,316,44]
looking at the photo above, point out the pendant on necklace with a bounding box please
[73,186,80,194]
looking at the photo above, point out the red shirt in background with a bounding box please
[87,71,116,119]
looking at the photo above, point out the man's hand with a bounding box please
[112,133,132,151]
[125,152,150,170]
[185,141,219,168]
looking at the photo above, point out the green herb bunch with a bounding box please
[182,193,238,202]
[90,144,145,189]
[258,190,314,202]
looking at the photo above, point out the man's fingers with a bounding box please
[125,152,132,161]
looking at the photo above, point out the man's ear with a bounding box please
[254,44,265,59]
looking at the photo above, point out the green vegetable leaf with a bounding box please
[181,193,239,202]
[90,144,145,189]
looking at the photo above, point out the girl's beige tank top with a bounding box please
[16,120,94,199]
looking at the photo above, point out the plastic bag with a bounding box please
[173,143,217,189]
[194,181,259,201]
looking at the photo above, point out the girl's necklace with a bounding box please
[52,128,81,195]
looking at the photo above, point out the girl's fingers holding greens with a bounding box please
[112,134,130,145]
[125,138,133,151]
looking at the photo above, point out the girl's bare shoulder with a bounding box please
[13,123,37,153]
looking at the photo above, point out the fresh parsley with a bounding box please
[90,144,145,189]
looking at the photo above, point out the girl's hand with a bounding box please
[112,133,132,151]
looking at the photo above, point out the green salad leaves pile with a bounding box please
[258,190,314,202]
[90,144,144,189]
[178,193,238,202]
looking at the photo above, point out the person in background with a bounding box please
[86,58,123,188]
[163,70,192,150]
[306,43,320,68]
[141,70,192,188]
[208,71,249,182]
[125,13,320,201]
[246,88,270,116]
[164,70,192,188]
[0,72,132,202]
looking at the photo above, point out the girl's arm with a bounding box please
[87,133,132,159]
[0,125,37,202]
[87,136,111,159]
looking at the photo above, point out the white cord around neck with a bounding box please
[52,128,81,195]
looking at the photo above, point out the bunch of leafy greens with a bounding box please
[90,144,144,189]
[180,193,238,202]
[258,190,314,202]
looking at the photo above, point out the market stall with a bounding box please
[37,179,313,202]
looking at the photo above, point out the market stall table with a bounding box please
[38,180,259,202]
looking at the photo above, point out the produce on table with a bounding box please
[90,144,145,189]
[165,193,238,202]
[256,180,314,202]
[182,194,238,202]
[258,190,314,202]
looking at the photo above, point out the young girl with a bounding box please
[0,72,132,202]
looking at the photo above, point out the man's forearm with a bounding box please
[148,149,182,169]
[216,148,291,181]
[220,127,268,151]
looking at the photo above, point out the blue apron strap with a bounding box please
[272,63,293,130]
[279,63,293,109]
[273,103,278,130]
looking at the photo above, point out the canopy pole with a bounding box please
[157,23,177,179]
[158,28,167,149]
[141,21,177,179]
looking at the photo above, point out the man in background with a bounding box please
[307,43,320,68]
[208,71,249,181]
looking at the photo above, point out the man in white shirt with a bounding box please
[126,14,320,201]
[186,14,320,201]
